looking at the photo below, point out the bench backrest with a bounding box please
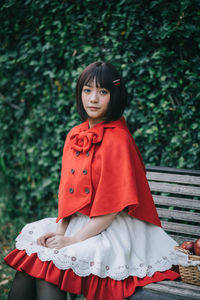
[146,166,200,244]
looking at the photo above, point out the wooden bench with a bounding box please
[68,166,200,300]
[128,166,200,300]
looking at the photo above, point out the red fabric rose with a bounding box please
[70,126,104,152]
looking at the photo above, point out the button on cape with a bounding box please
[57,117,161,227]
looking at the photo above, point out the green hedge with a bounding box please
[0,0,199,220]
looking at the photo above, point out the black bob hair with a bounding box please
[76,61,127,123]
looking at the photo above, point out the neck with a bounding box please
[88,118,104,128]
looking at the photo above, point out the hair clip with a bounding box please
[113,79,120,86]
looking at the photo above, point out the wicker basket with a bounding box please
[175,246,200,286]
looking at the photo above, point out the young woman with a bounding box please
[5,61,180,300]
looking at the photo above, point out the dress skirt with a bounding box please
[4,212,180,300]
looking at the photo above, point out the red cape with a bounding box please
[57,117,161,227]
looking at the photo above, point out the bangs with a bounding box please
[83,64,113,91]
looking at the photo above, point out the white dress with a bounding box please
[15,211,178,281]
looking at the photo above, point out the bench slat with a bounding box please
[153,195,200,210]
[169,234,195,244]
[146,165,200,176]
[143,281,200,299]
[147,172,200,185]
[149,182,200,196]
[157,280,200,292]
[157,208,200,223]
[161,221,200,236]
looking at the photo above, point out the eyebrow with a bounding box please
[83,83,93,87]
[83,84,107,90]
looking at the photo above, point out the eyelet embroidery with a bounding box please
[71,256,77,262]
[16,232,177,280]
[15,216,178,280]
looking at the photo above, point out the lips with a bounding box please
[88,106,99,110]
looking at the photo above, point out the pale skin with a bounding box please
[37,80,118,249]
[37,213,118,249]
[81,79,110,128]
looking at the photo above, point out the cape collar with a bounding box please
[70,116,127,153]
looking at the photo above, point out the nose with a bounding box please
[89,90,98,103]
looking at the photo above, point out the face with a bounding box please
[81,79,110,128]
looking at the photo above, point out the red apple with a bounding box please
[194,238,200,256]
[180,241,194,252]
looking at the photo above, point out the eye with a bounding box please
[83,88,91,93]
[100,89,109,95]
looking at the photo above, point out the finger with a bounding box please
[46,237,56,247]
[41,236,47,246]
[46,240,56,248]
[46,236,56,243]
[37,232,55,247]
[37,237,43,246]
[37,236,46,247]
[43,232,56,240]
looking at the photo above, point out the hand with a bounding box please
[37,232,57,247]
[45,235,74,249]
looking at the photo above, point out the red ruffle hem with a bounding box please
[4,249,180,300]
